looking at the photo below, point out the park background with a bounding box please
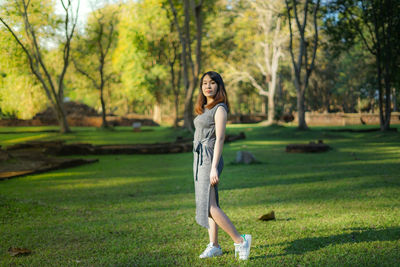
[0,0,399,266]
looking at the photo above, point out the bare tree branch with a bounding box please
[72,58,99,89]
[285,0,299,76]
[306,0,320,83]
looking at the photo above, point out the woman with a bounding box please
[193,71,251,260]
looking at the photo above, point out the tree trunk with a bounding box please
[393,87,397,112]
[182,0,194,132]
[170,61,180,127]
[153,102,162,124]
[376,57,385,131]
[383,72,391,130]
[261,96,267,114]
[174,94,179,127]
[54,103,70,134]
[267,94,275,123]
[323,92,329,113]
[183,80,195,130]
[297,87,307,130]
[100,85,108,128]
[369,88,375,113]
[267,73,277,123]
[285,0,319,131]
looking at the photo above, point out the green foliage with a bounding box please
[0,0,73,119]
[114,0,171,111]
[0,28,47,119]
[0,0,398,122]
[324,0,400,118]
[202,0,263,114]
[306,40,377,113]
[68,3,121,115]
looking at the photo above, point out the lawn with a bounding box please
[0,124,399,266]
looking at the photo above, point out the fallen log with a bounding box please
[286,140,331,153]
[225,132,246,143]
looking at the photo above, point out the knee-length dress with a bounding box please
[193,102,228,229]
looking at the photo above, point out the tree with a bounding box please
[168,0,204,132]
[114,0,172,124]
[73,3,119,128]
[164,6,182,127]
[0,0,79,133]
[228,0,287,124]
[285,0,321,130]
[326,0,400,131]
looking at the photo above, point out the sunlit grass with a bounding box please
[0,126,193,147]
[1,133,54,146]
[0,124,399,266]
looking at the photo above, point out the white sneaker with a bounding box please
[234,234,252,260]
[199,242,223,258]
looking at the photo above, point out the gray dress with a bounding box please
[193,102,228,229]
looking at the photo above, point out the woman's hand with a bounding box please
[210,167,219,186]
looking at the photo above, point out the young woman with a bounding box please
[193,71,251,260]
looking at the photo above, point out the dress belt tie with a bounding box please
[193,139,209,181]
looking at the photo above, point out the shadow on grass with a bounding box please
[2,153,399,210]
[252,227,400,259]
[285,227,400,254]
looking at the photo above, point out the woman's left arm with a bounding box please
[209,106,227,186]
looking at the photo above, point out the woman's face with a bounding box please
[202,75,218,98]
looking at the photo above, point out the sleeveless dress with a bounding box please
[193,102,228,229]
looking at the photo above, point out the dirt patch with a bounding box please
[0,147,98,180]
[33,101,99,122]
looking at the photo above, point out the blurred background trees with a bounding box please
[0,0,79,133]
[72,1,120,128]
[0,0,399,132]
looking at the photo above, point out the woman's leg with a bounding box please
[209,186,243,244]
[208,217,218,246]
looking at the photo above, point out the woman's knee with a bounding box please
[209,204,219,216]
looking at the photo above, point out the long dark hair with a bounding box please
[195,71,230,115]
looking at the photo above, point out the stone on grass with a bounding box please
[235,151,258,164]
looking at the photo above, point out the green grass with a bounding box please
[1,124,399,266]
[0,126,193,147]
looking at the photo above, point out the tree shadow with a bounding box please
[266,227,400,256]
